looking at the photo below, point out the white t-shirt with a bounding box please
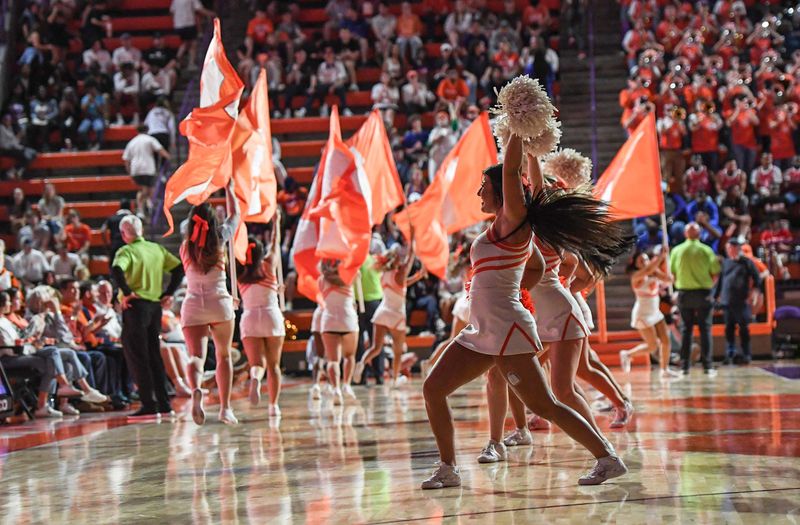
[51,253,82,279]
[111,46,142,69]
[123,133,164,176]
[171,0,202,29]
[14,249,51,283]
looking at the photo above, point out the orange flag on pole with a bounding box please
[291,169,323,302]
[394,113,497,278]
[229,69,277,262]
[346,110,404,225]
[593,112,664,220]
[309,106,372,286]
[163,18,244,236]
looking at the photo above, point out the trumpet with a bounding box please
[670,106,687,119]
[284,318,298,340]
[701,100,716,114]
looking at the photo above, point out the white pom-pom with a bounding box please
[521,120,562,157]
[541,148,593,188]
[491,115,510,155]
[491,76,556,140]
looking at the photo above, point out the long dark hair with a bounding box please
[484,164,633,277]
[237,237,267,284]
[185,202,223,274]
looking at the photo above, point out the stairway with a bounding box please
[556,0,645,361]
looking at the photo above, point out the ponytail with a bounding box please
[525,188,633,277]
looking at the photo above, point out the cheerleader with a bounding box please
[181,180,239,426]
[319,259,359,405]
[421,135,628,489]
[353,238,422,387]
[620,249,680,379]
[238,213,285,417]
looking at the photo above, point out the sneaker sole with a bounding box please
[249,381,261,406]
[192,391,205,426]
[578,462,628,485]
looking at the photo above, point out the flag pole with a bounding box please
[659,211,674,295]
[275,216,286,312]
[226,185,239,304]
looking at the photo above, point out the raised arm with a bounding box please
[500,134,527,229]
[526,152,544,193]
[223,177,241,237]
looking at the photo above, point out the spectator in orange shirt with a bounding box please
[768,103,797,170]
[64,210,92,261]
[688,99,723,171]
[436,68,470,113]
[622,96,653,136]
[656,104,688,191]
[725,95,759,174]
[492,41,520,80]
[396,2,423,65]
[245,9,274,58]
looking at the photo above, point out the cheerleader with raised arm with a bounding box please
[619,249,680,379]
[181,179,240,426]
[238,212,286,417]
[421,134,629,489]
[319,259,359,405]
[353,233,424,388]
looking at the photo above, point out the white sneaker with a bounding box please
[578,455,628,485]
[660,368,682,381]
[320,104,329,117]
[219,408,239,425]
[81,388,108,404]
[249,377,262,406]
[273,110,282,119]
[192,388,205,426]
[342,384,356,399]
[349,83,359,91]
[35,405,63,418]
[609,401,634,428]
[503,427,533,447]
[332,387,343,406]
[342,108,354,116]
[477,440,507,463]
[59,402,80,416]
[294,107,307,118]
[352,361,366,384]
[421,463,461,489]
[392,375,408,388]
[269,404,281,417]
[619,350,632,373]
[283,108,292,118]
[310,383,321,400]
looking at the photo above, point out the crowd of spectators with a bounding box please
[0,0,202,180]
[619,0,800,280]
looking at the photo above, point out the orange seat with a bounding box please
[281,141,326,158]
[106,126,138,142]
[271,115,367,135]
[0,175,136,197]
[112,16,174,33]
[29,151,124,171]
[104,34,181,51]
[286,167,314,184]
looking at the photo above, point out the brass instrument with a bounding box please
[671,106,687,120]
[702,100,716,114]
[284,318,298,341]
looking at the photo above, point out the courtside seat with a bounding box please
[112,15,174,34]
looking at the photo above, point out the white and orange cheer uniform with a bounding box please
[573,291,595,331]
[371,269,407,331]
[455,226,542,356]
[180,239,235,328]
[630,275,664,329]
[318,277,359,333]
[239,270,285,339]
[529,239,588,342]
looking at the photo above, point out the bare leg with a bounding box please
[654,321,672,371]
[182,325,210,390]
[243,337,266,380]
[389,328,407,380]
[508,388,527,428]
[341,332,358,385]
[265,335,284,405]
[322,333,343,390]
[576,338,625,408]
[587,348,629,402]
[423,342,495,465]
[495,353,611,458]
[209,320,236,412]
[486,366,508,442]
[428,317,467,366]
[621,326,659,371]
[359,324,389,366]
[549,339,603,435]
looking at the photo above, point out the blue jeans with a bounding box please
[78,117,105,144]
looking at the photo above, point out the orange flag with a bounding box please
[229,69,277,262]
[394,113,497,278]
[291,169,323,302]
[346,110,404,225]
[309,106,371,286]
[162,18,244,236]
[593,112,664,220]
